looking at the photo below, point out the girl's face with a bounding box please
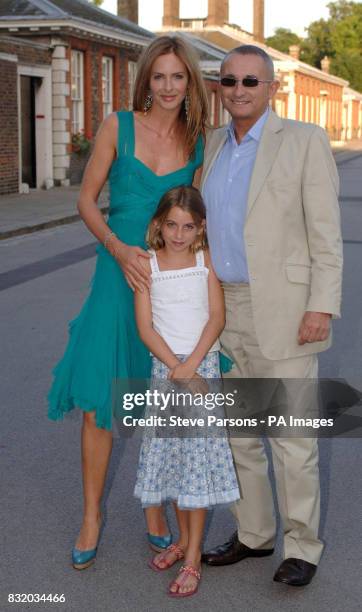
[159,205,203,253]
[149,52,189,113]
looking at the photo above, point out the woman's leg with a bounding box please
[144,506,169,536]
[75,411,113,550]
[169,508,206,594]
[152,503,189,569]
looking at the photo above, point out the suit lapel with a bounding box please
[201,127,228,186]
[246,111,284,217]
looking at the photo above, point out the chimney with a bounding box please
[321,56,330,73]
[117,0,138,23]
[289,44,300,60]
[163,0,181,27]
[253,0,264,42]
[206,0,228,27]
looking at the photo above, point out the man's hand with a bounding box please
[298,311,332,345]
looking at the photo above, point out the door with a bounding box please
[21,75,37,187]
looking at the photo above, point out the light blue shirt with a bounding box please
[202,108,269,283]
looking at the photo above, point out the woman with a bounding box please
[48,35,209,569]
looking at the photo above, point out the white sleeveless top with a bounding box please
[149,249,220,355]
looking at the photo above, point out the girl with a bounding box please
[134,186,240,597]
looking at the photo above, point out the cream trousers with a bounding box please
[221,283,323,565]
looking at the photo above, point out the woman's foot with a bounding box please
[168,559,201,597]
[150,542,186,571]
[75,513,102,551]
[145,506,169,537]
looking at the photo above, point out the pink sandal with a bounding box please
[168,564,201,598]
[148,543,185,572]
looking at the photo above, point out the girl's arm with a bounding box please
[77,113,151,292]
[169,251,225,380]
[134,263,181,370]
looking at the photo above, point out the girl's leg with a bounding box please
[152,503,189,569]
[169,508,207,594]
[75,411,112,550]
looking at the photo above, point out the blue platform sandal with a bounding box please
[147,532,173,552]
[72,516,104,570]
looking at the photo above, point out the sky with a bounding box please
[101,0,331,38]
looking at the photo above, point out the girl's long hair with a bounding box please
[147,186,208,253]
[133,36,209,157]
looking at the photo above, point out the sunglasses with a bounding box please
[220,76,273,88]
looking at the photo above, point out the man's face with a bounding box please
[220,53,279,123]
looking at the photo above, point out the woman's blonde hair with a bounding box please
[133,36,209,157]
[147,186,207,253]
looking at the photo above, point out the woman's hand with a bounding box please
[107,237,151,291]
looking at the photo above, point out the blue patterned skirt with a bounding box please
[134,352,240,510]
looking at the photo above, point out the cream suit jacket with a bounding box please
[201,111,343,360]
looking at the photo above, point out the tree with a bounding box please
[265,28,302,54]
[302,1,362,90]
[89,0,104,6]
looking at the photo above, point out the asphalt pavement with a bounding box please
[0,151,362,612]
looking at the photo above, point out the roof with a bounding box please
[0,0,154,41]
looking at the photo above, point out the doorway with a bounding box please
[20,75,40,188]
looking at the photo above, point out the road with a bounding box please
[1,154,362,612]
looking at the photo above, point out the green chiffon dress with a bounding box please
[48,111,203,430]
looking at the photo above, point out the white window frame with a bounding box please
[71,50,84,134]
[210,91,216,126]
[102,56,113,118]
[128,60,137,110]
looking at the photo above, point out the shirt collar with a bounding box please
[227,107,270,145]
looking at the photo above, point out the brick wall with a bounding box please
[0,57,18,195]
[0,38,51,66]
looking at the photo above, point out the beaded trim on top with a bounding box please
[151,269,206,282]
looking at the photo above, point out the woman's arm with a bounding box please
[77,113,151,292]
[134,263,181,370]
[169,250,225,380]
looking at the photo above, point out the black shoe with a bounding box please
[201,531,274,566]
[273,558,317,586]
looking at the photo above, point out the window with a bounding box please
[128,61,137,110]
[102,56,113,118]
[71,50,84,134]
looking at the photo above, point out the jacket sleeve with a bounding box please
[302,126,343,317]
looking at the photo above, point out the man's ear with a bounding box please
[269,80,280,100]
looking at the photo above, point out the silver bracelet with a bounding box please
[104,230,115,249]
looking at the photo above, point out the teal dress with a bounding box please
[48,111,204,431]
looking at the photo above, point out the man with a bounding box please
[201,45,343,586]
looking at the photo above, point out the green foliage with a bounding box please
[89,0,104,6]
[71,132,91,156]
[265,28,301,54]
[302,1,362,90]
[267,2,362,91]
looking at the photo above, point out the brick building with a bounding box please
[1,0,361,196]
[0,0,154,195]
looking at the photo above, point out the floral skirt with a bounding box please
[134,352,240,510]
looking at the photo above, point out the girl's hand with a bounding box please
[187,373,209,396]
[108,238,151,291]
[168,361,196,381]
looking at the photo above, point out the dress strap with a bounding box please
[116,111,133,158]
[149,249,160,273]
[195,249,205,268]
